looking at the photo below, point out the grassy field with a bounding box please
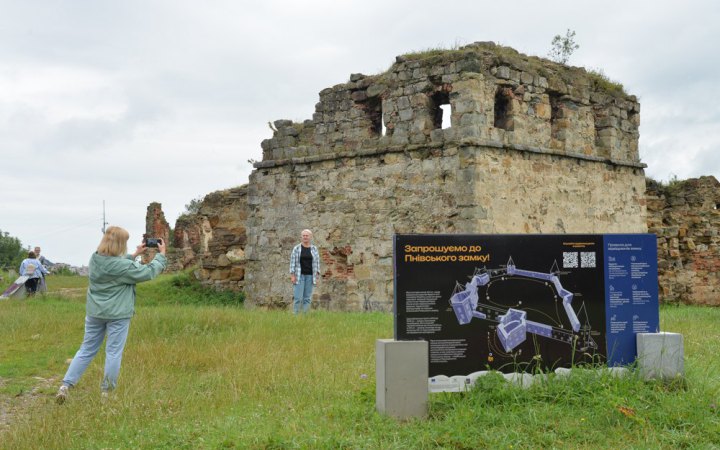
[0,273,718,449]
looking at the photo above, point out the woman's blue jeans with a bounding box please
[62,316,131,391]
[293,274,314,314]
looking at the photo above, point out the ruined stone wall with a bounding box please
[171,186,248,291]
[165,174,720,308]
[242,42,647,311]
[646,176,720,305]
[246,149,645,310]
[260,43,639,165]
[170,213,208,271]
[145,202,170,243]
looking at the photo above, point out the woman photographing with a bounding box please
[56,226,166,403]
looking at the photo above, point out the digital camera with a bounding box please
[145,238,162,248]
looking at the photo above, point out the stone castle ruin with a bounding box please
[156,174,720,308]
[155,41,656,311]
[646,176,720,306]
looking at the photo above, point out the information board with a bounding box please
[393,234,659,377]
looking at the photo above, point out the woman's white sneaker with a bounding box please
[55,385,69,404]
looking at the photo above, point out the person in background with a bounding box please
[33,246,52,292]
[34,246,53,268]
[19,251,49,295]
[289,229,320,314]
[55,226,166,404]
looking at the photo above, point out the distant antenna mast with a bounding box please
[102,200,108,234]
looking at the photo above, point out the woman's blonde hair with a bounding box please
[97,226,130,257]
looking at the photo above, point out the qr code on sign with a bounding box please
[563,252,578,268]
[581,252,596,268]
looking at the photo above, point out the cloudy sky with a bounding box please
[1,0,718,266]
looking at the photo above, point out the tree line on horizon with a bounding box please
[0,229,27,270]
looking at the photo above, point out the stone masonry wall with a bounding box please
[171,186,248,291]
[646,176,720,305]
[246,149,645,310]
[242,42,647,311]
[165,174,720,308]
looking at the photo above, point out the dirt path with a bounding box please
[55,288,85,299]
[0,376,58,433]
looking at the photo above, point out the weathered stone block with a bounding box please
[227,248,246,262]
[520,72,534,84]
[409,133,427,144]
[390,133,409,145]
[398,108,414,121]
[412,68,427,79]
[637,332,684,380]
[496,66,510,79]
[457,125,481,139]
[230,266,245,280]
[376,339,428,419]
[211,269,230,281]
[534,76,548,88]
[430,129,445,144]
[459,113,484,127]
[366,83,387,98]
[454,100,480,114]
[535,102,551,120]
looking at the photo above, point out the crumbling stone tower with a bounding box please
[143,202,170,263]
[241,42,647,310]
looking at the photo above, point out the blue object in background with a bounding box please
[603,234,660,366]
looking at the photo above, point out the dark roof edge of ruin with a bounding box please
[253,139,646,170]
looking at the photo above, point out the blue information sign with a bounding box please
[603,235,660,365]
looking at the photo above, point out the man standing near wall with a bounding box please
[289,229,320,314]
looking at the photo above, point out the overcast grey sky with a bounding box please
[1,0,718,266]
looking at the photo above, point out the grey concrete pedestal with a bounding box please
[376,339,428,419]
[637,332,684,380]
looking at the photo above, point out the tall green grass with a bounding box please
[0,276,718,449]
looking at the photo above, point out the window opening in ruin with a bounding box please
[431,91,451,129]
[549,92,563,141]
[381,109,387,136]
[494,86,514,130]
[364,97,384,137]
[628,110,639,130]
[440,104,451,129]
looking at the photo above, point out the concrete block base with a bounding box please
[376,339,428,419]
[636,332,684,380]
